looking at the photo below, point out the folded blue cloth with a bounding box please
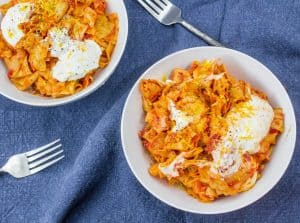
[0,0,299,222]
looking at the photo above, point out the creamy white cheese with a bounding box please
[169,100,193,132]
[210,95,274,177]
[0,3,34,47]
[158,153,186,178]
[226,94,274,154]
[49,28,102,82]
[210,147,242,177]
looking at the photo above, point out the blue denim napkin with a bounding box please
[0,0,299,222]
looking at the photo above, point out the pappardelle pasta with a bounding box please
[139,60,284,202]
[0,0,118,97]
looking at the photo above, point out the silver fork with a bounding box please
[0,139,64,178]
[137,0,224,47]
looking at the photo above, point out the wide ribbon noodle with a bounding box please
[0,0,118,97]
[139,60,284,202]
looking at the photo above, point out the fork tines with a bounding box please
[138,0,169,16]
[25,139,64,173]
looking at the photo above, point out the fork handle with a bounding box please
[178,20,224,47]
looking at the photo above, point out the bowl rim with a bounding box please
[121,46,297,214]
[0,0,129,107]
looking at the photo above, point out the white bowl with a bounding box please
[121,47,297,214]
[0,0,128,107]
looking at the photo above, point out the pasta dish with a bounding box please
[139,60,284,202]
[0,0,118,97]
